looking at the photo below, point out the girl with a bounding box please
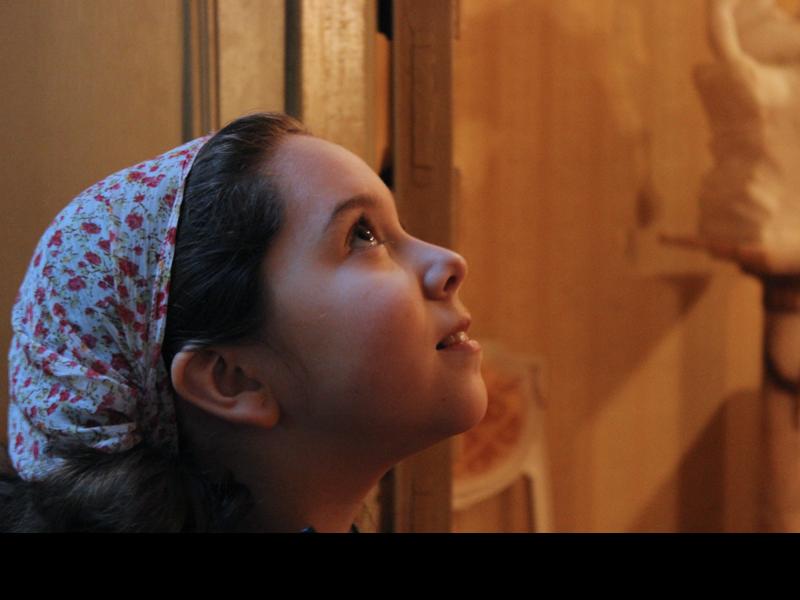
[0,112,489,532]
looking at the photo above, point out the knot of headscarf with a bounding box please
[7,135,211,481]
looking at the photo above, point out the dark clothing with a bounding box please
[300,523,360,533]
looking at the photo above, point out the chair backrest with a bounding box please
[451,339,553,532]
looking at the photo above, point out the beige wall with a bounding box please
[0,0,185,443]
[453,0,767,531]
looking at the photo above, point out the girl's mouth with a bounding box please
[436,331,480,352]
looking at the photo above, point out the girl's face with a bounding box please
[257,135,487,461]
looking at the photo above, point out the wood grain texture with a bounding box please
[453,0,763,531]
[295,0,376,168]
[393,0,454,249]
[218,0,284,124]
[391,0,456,533]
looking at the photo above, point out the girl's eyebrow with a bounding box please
[323,193,381,235]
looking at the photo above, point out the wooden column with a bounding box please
[391,0,456,533]
[285,0,376,168]
[182,0,220,139]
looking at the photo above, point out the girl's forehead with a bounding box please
[273,136,388,221]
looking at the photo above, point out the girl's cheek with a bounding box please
[370,296,421,349]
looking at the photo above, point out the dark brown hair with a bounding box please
[1,112,308,532]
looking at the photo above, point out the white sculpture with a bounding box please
[664,0,800,531]
[664,0,800,275]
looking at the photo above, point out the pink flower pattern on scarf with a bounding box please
[7,135,211,480]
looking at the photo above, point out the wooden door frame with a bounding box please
[390,0,456,533]
[282,0,457,532]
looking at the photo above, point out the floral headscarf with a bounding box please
[7,135,211,481]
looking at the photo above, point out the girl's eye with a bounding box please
[347,215,386,251]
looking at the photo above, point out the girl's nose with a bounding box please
[423,245,468,300]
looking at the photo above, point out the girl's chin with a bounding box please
[447,377,489,437]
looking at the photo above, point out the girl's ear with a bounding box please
[170,348,280,430]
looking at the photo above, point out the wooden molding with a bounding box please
[391,0,455,533]
[182,0,221,140]
[286,0,376,167]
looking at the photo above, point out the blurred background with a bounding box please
[3,0,798,532]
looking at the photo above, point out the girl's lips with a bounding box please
[437,316,473,348]
[438,338,481,353]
